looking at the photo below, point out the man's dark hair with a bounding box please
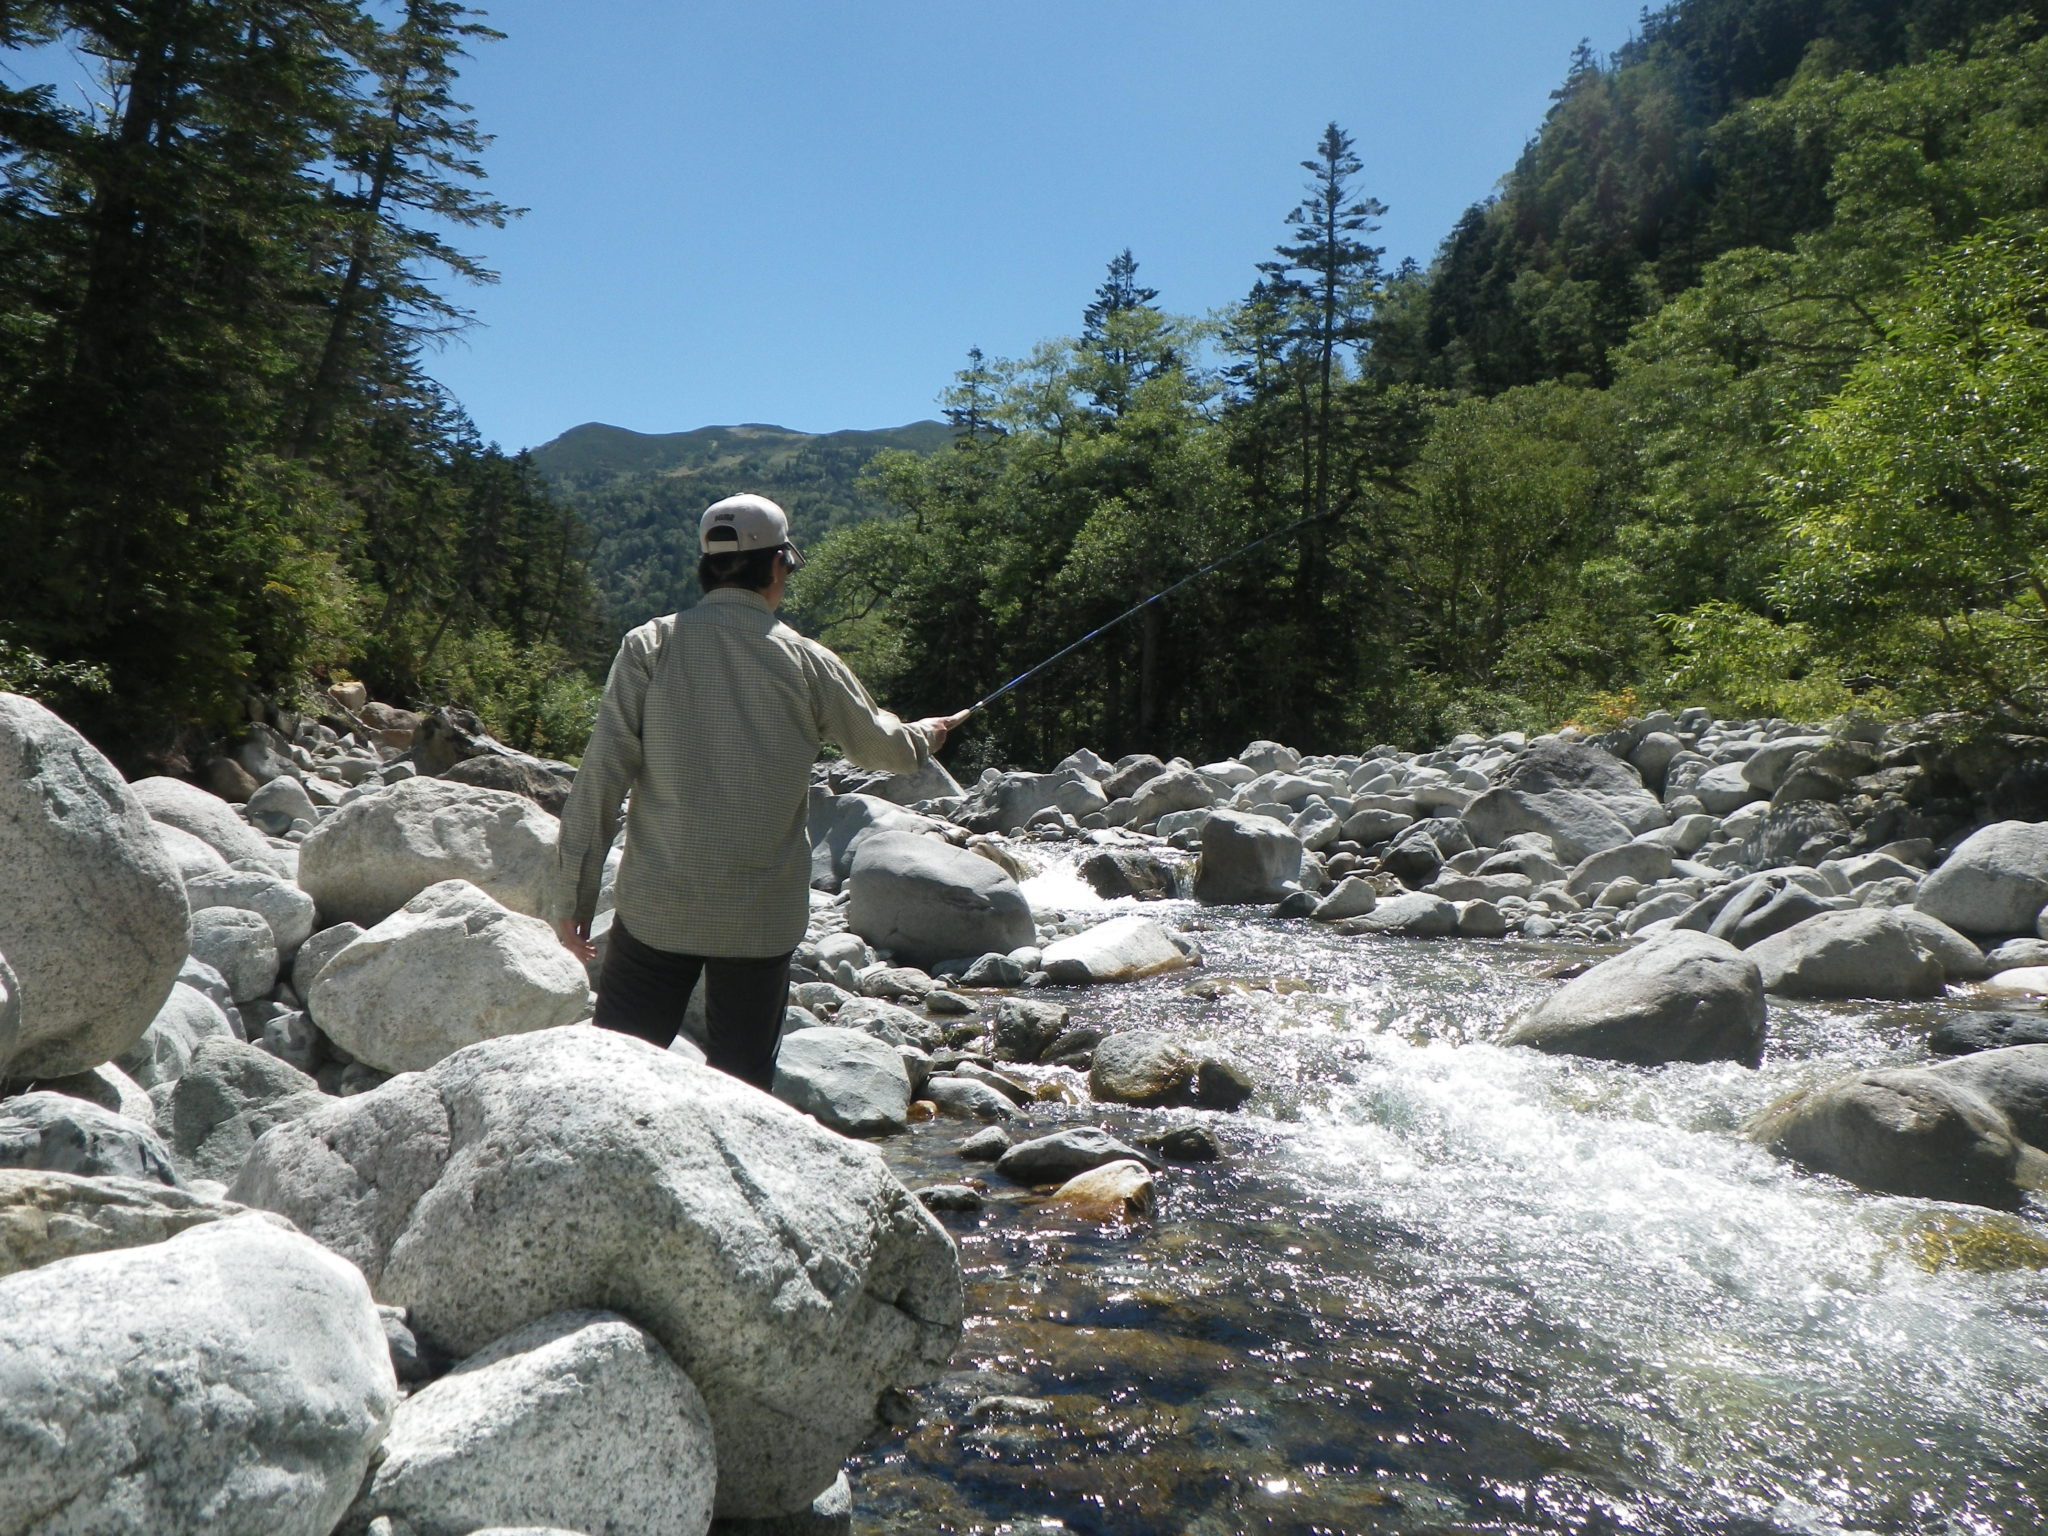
[698,547,783,592]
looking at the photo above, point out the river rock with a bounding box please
[229,1026,963,1518]
[1332,891,1459,937]
[1745,909,1945,999]
[1706,874,1833,948]
[1929,1011,2048,1056]
[1915,821,2048,937]
[307,880,591,1074]
[1312,876,1379,921]
[1494,738,1665,831]
[1691,762,1763,815]
[1077,847,1176,900]
[1751,1068,2033,1207]
[0,1213,396,1536]
[1040,915,1191,985]
[0,1167,247,1279]
[346,1309,716,1536]
[0,1090,181,1186]
[1194,809,1303,904]
[1986,938,2048,971]
[991,996,1067,1063]
[1049,1159,1156,1222]
[845,832,1035,967]
[1985,966,2048,997]
[150,1035,329,1185]
[154,819,232,883]
[131,773,291,874]
[187,864,318,955]
[1128,766,1215,828]
[298,775,559,926]
[1743,800,1851,867]
[244,773,319,834]
[0,697,190,1081]
[1501,930,1766,1066]
[1462,786,1633,865]
[189,904,280,1004]
[1891,908,1990,982]
[1926,1044,2048,1152]
[808,792,947,890]
[773,1026,914,1136]
[1565,842,1674,900]
[293,920,366,998]
[440,751,578,816]
[115,980,235,1087]
[1089,1029,1197,1105]
[923,1074,1019,1121]
[996,1126,1156,1184]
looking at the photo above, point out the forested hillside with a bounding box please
[795,0,2048,768]
[530,420,952,628]
[0,2,604,765]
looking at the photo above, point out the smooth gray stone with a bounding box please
[1892,909,1990,981]
[189,905,280,1004]
[991,996,1067,1063]
[1707,875,1831,949]
[187,864,317,955]
[293,921,365,1000]
[1,699,189,1080]
[996,1126,1157,1184]
[1332,892,1459,937]
[150,1035,328,1185]
[773,1027,913,1136]
[230,1026,961,1520]
[1503,930,1766,1066]
[346,1310,716,1536]
[1927,1044,2048,1152]
[1089,1029,1196,1106]
[1917,820,2048,938]
[807,791,947,890]
[845,832,1034,968]
[1193,810,1304,905]
[244,773,318,834]
[1746,909,1945,999]
[1462,786,1633,865]
[0,1214,395,1536]
[132,773,292,875]
[0,1090,181,1185]
[922,1075,1019,1121]
[1928,1011,2048,1057]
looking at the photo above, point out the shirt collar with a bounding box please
[698,587,774,614]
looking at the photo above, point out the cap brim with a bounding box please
[785,542,806,568]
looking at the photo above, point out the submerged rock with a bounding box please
[1049,1159,1156,1222]
[996,1127,1156,1185]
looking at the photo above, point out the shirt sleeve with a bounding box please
[549,627,655,927]
[804,642,935,776]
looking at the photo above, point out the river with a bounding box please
[851,857,2048,1536]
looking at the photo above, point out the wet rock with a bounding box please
[1929,1011,2048,1056]
[921,1074,1020,1121]
[1050,1159,1156,1222]
[1041,915,1192,985]
[845,832,1036,967]
[307,880,591,1075]
[345,1309,716,1536]
[1312,876,1378,921]
[916,1184,985,1213]
[1194,810,1303,904]
[1195,1055,1256,1109]
[956,1126,1012,1161]
[1136,1123,1223,1162]
[1915,820,2048,938]
[298,775,559,926]
[1272,889,1320,919]
[958,950,1030,988]
[1331,891,1459,938]
[1746,909,1946,999]
[149,1036,329,1185]
[1502,930,1765,1067]
[1456,899,1509,938]
[1089,1030,1197,1106]
[773,1026,913,1136]
[0,1214,395,1536]
[996,1127,1156,1184]
[1752,1069,2034,1208]
[0,1168,246,1280]
[231,1027,962,1519]
[989,997,1066,1063]
[0,698,190,1081]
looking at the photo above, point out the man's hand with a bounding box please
[915,708,973,751]
[557,919,596,964]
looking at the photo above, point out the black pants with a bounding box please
[594,918,791,1090]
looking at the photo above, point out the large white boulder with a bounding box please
[845,831,1035,966]
[307,879,591,1075]
[0,1213,396,1536]
[1040,915,1192,984]
[0,695,190,1079]
[773,1026,914,1136]
[1502,929,1766,1065]
[131,773,290,874]
[297,775,559,926]
[1916,820,2048,938]
[230,1026,963,1518]
[1193,809,1303,904]
[345,1309,717,1536]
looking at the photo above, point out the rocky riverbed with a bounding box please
[2,687,2046,1535]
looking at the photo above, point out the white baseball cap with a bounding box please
[699,493,804,567]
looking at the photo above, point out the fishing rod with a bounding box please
[964,513,1329,717]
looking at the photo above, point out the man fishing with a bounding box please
[551,493,969,1088]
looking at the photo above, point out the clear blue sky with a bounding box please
[429,1,1653,452]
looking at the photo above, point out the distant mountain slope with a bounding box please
[529,419,953,628]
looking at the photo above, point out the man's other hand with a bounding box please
[916,708,973,751]
[557,919,596,963]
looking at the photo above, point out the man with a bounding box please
[551,493,968,1088]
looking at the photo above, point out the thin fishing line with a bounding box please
[965,513,1328,716]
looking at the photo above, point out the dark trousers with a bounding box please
[594,918,791,1090]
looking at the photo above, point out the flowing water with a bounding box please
[851,858,2048,1536]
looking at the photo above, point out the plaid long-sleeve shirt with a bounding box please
[549,588,936,957]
